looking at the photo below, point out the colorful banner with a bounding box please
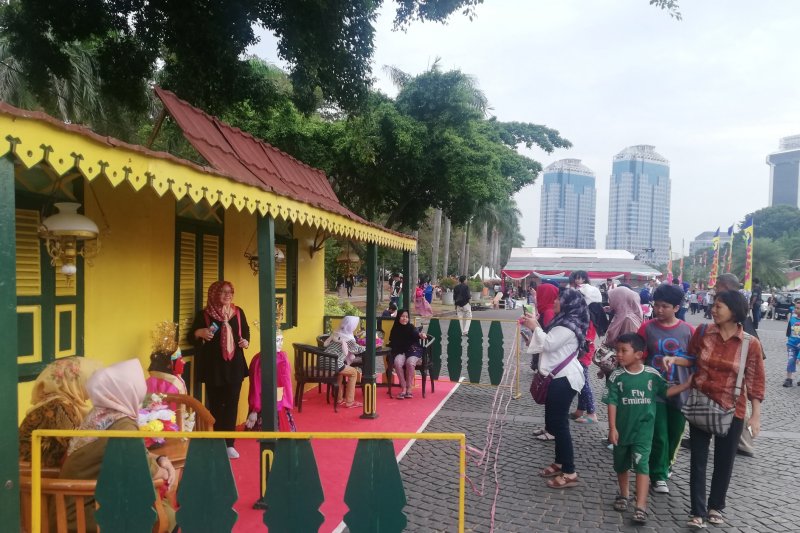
[708,227,720,287]
[742,216,754,291]
[726,224,734,273]
[666,242,673,283]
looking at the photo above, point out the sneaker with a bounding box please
[783,378,793,387]
[652,480,669,494]
[226,446,240,459]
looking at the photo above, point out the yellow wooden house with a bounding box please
[0,91,415,527]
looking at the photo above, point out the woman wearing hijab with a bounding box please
[522,288,589,488]
[605,286,644,348]
[323,316,365,408]
[389,309,428,399]
[19,357,103,467]
[59,359,177,530]
[530,283,560,440]
[190,280,250,458]
[536,284,559,327]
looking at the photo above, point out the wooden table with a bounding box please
[148,438,189,469]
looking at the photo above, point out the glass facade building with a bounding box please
[605,145,671,264]
[538,158,596,249]
[767,135,800,208]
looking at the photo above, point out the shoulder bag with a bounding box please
[681,331,750,437]
[530,349,578,405]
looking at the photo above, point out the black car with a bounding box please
[774,294,794,320]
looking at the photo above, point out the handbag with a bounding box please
[682,333,750,437]
[530,349,578,405]
[592,342,617,376]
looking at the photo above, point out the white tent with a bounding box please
[472,266,498,280]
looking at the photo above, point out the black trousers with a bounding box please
[689,417,744,518]
[206,382,243,447]
[544,376,578,474]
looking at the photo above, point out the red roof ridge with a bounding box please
[154,87,332,177]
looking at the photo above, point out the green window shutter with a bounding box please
[177,231,197,351]
[15,209,41,297]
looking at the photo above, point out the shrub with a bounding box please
[438,277,456,291]
[468,279,483,292]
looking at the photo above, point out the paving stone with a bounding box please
[380,313,793,532]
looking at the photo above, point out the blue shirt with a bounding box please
[787,315,800,349]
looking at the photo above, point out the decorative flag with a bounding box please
[708,227,720,287]
[666,243,673,283]
[742,216,754,291]
[726,224,734,273]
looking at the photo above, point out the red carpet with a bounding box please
[229,378,458,532]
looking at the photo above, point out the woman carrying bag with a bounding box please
[664,290,765,529]
[522,288,589,489]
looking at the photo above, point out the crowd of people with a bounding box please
[521,271,766,528]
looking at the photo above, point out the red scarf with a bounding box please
[205,281,236,361]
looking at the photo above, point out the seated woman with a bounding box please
[19,357,103,467]
[323,316,364,408]
[389,309,428,399]
[60,359,177,531]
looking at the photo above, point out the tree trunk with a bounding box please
[442,217,451,278]
[480,221,488,280]
[411,230,419,291]
[431,208,442,281]
[461,221,471,276]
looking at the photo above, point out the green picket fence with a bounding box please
[416,317,522,397]
[27,429,466,533]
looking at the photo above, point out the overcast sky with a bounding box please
[249,0,800,254]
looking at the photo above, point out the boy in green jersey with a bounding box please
[604,333,692,524]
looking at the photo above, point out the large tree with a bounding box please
[1,0,681,115]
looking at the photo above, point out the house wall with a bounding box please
[17,178,326,424]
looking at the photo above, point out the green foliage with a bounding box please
[732,237,787,289]
[467,278,483,292]
[438,277,457,291]
[743,205,800,241]
[323,296,364,317]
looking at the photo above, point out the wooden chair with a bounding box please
[20,474,169,533]
[387,335,436,399]
[293,343,341,412]
[162,393,216,432]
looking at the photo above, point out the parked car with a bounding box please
[774,294,794,320]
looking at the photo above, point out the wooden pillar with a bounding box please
[361,243,378,419]
[254,213,277,508]
[0,156,20,530]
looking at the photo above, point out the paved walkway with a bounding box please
[391,309,797,532]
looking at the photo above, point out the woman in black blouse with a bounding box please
[190,280,250,459]
[389,309,427,399]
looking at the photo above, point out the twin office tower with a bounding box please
[537,145,671,264]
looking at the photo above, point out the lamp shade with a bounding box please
[336,249,360,264]
[41,203,98,239]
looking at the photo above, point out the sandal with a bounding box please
[546,473,579,489]
[613,494,629,512]
[535,431,556,441]
[707,510,724,525]
[538,463,562,477]
[405,392,413,398]
[687,516,707,529]
[532,428,549,436]
[345,401,363,408]
[574,415,598,424]
[569,412,582,420]
[395,392,405,400]
[632,507,647,524]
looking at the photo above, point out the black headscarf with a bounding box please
[545,287,590,345]
[389,310,419,355]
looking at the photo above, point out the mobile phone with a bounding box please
[523,304,534,316]
[208,322,219,335]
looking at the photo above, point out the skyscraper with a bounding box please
[606,145,671,264]
[767,135,800,208]
[538,158,596,249]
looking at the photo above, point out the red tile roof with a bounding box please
[155,87,366,224]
